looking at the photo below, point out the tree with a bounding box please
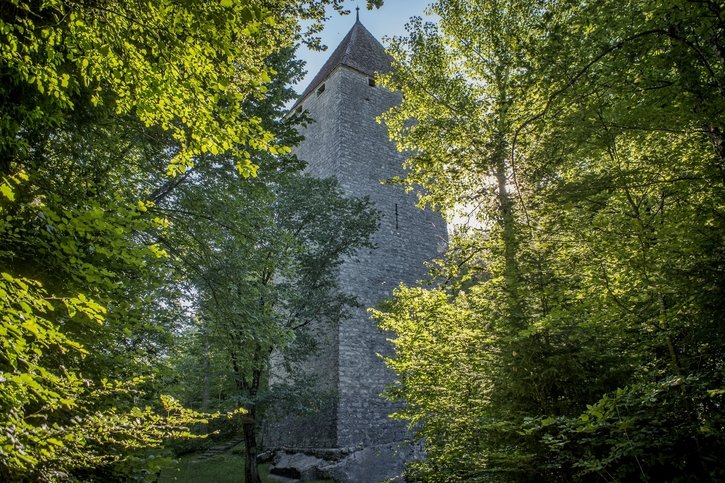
[375,0,725,481]
[164,165,379,483]
[0,1,383,480]
[151,45,379,483]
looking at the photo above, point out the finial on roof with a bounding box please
[355,5,360,22]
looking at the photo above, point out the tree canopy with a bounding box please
[157,48,379,483]
[0,1,380,481]
[376,0,725,481]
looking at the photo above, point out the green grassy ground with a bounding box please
[158,444,331,483]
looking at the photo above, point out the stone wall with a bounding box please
[328,66,447,448]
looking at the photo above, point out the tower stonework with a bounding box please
[268,19,447,482]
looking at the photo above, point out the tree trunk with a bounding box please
[243,408,261,483]
[491,124,524,327]
[201,328,210,412]
[706,126,725,187]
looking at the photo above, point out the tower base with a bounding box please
[269,441,423,483]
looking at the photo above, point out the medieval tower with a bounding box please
[267,16,447,482]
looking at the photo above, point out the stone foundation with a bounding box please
[270,441,423,483]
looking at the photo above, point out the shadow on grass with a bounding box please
[159,443,331,483]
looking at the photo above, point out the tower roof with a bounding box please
[297,18,392,103]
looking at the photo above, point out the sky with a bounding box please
[293,0,435,95]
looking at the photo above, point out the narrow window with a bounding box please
[317,83,326,95]
[368,77,376,87]
[395,203,399,230]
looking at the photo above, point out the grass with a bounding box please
[158,443,331,483]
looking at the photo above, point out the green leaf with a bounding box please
[0,183,15,201]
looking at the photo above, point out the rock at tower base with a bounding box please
[270,441,423,483]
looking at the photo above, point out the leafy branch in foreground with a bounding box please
[377,0,725,481]
[0,1,385,481]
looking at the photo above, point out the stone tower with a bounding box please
[267,17,447,482]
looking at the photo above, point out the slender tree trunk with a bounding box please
[243,406,261,483]
[491,123,523,327]
[201,327,210,412]
[231,347,263,483]
[706,126,725,187]
[494,150,516,275]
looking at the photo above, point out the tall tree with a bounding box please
[158,47,379,483]
[164,156,379,483]
[0,1,381,480]
[186,175,378,483]
[375,0,725,481]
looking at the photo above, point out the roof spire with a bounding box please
[293,13,392,105]
[355,5,360,22]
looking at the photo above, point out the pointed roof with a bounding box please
[297,18,392,103]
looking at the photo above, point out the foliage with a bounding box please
[0,0,358,175]
[376,0,725,481]
[158,46,379,483]
[165,163,379,483]
[0,1,383,481]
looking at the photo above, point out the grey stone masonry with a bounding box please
[267,19,447,481]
